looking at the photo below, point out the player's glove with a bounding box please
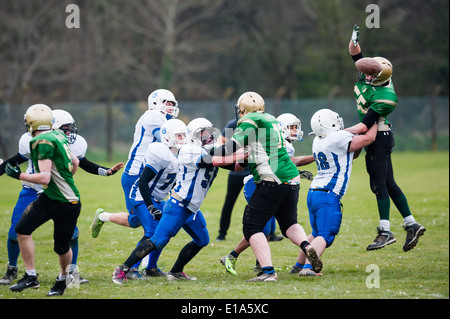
[5,163,22,180]
[299,170,313,181]
[106,162,124,176]
[351,24,359,46]
[148,205,162,220]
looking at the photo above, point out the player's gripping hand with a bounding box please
[299,170,313,181]
[106,162,124,176]
[5,163,22,180]
[351,24,359,46]
[148,205,162,220]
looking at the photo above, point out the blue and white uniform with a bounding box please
[122,110,167,211]
[308,130,354,247]
[150,142,215,250]
[128,142,178,233]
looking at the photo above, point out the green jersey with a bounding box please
[232,112,299,184]
[354,78,398,130]
[30,130,80,203]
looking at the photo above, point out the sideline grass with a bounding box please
[0,151,448,300]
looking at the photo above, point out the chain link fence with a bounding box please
[1,96,448,162]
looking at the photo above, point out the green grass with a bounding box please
[0,151,448,300]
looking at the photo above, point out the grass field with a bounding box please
[0,151,448,301]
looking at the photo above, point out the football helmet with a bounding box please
[367,57,393,86]
[234,91,265,120]
[147,89,179,119]
[160,119,187,150]
[24,104,54,135]
[52,109,78,144]
[277,113,303,142]
[187,118,217,148]
[309,108,344,138]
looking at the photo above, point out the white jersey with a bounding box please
[17,133,87,192]
[71,134,88,159]
[124,110,167,176]
[129,142,179,203]
[18,133,42,192]
[173,143,218,213]
[285,140,295,157]
[310,130,354,198]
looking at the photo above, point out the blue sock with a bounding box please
[70,238,79,267]
[295,262,304,269]
[262,266,275,274]
[303,264,313,270]
[7,238,20,267]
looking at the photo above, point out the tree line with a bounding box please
[1,0,448,106]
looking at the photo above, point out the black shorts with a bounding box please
[15,193,81,255]
[243,181,299,241]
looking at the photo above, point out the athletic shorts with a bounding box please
[243,181,299,240]
[15,193,81,255]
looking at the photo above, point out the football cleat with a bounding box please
[304,245,323,273]
[403,222,426,252]
[220,254,237,275]
[246,272,278,282]
[91,208,105,238]
[167,271,197,281]
[298,269,323,277]
[289,264,301,275]
[9,273,40,292]
[367,227,396,251]
[112,265,129,284]
[70,269,89,285]
[0,264,18,285]
[47,275,74,297]
[143,267,167,277]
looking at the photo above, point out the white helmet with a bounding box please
[309,109,344,138]
[52,109,78,144]
[147,89,179,119]
[277,113,303,142]
[186,118,217,148]
[160,119,187,150]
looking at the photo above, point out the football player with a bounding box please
[290,109,377,276]
[0,109,123,286]
[92,119,187,278]
[220,112,315,275]
[112,118,246,283]
[346,25,426,252]
[215,92,322,282]
[4,104,81,296]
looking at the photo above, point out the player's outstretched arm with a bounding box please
[349,24,363,60]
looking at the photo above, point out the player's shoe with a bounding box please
[289,264,301,274]
[91,208,105,238]
[9,273,40,292]
[112,265,129,284]
[367,227,396,251]
[298,269,323,277]
[70,269,89,285]
[253,260,262,273]
[167,271,197,281]
[220,254,237,275]
[403,222,426,252]
[304,245,323,273]
[0,264,18,285]
[126,267,145,280]
[246,272,278,282]
[143,267,167,277]
[47,275,74,296]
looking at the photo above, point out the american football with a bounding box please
[355,57,382,75]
